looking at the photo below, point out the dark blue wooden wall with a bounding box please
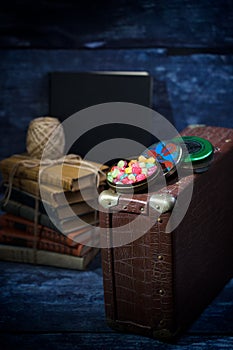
[0,0,233,160]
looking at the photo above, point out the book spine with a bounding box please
[38,184,61,207]
[3,178,75,208]
[4,188,46,213]
[0,155,108,194]
[55,202,95,220]
[34,225,76,247]
[0,227,86,257]
[39,212,57,230]
[40,170,73,191]
[0,244,99,270]
[25,223,78,249]
[0,158,38,182]
[0,244,35,264]
[1,200,57,231]
[0,212,81,248]
[0,229,36,248]
[1,158,72,189]
[40,224,99,250]
[3,176,105,208]
[1,166,73,193]
[37,240,86,257]
[2,176,40,198]
[0,213,99,248]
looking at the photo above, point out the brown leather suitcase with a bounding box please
[99,125,233,340]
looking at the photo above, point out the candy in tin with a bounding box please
[106,156,161,193]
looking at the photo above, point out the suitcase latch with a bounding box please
[149,193,176,213]
[98,190,120,208]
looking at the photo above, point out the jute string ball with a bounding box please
[26,116,65,160]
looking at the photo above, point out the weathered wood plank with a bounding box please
[0,259,232,334]
[0,49,232,161]
[0,333,233,350]
[0,0,232,49]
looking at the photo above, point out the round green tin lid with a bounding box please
[173,136,214,163]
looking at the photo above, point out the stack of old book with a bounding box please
[0,154,108,270]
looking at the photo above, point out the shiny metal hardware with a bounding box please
[98,190,120,209]
[187,124,206,128]
[158,289,165,296]
[149,193,176,214]
[159,319,165,326]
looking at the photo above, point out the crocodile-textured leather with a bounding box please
[100,126,233,340]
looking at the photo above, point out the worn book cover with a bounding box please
[1,200,56,230]
[0,213,98,248]
[0,244,99,270]
[1,199,97,233]
[4,180,105,208]
[0,225,92,257]
[57,211,99,234]
[0,154,108,191]
[2,197,96,222]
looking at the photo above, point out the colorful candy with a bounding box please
[107,155,158,186]
[117,160,127,169]
[125,167,132,174]
[136,174,147,182]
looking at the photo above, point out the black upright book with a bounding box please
[49,71,156,161]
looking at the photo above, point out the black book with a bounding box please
[50,71,156,161]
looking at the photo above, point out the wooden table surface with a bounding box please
[0,253,232,350]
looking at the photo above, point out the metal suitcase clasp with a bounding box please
[149,193,176,213]
[98,190,120,209]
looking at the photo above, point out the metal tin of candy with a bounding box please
[106,157,161,193]
[173,136,214,162]
[143,140,183,177]
[173,136,214,172]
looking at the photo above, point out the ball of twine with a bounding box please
[26,116,65,159]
